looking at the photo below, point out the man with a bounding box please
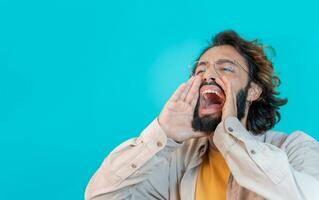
[85,31,319,200]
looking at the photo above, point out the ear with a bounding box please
[247,82,262,102]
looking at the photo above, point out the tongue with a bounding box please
[199,84,225,115]
[200,85,225,103]
[200,98,223,115]
[204,93,221,105]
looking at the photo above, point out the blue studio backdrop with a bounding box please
[1,0,319,199]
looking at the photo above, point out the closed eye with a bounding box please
[195,70,205,75]
[221,66,234,72]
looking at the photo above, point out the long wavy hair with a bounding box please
[191,30,288,134]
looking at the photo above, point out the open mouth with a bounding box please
[199,84,225,115]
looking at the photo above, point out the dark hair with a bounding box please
[192,30,288,134]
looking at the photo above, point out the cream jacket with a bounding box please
[85,117,319,200]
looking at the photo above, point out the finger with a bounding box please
[216,76,235,108]
[169,83,187,102]
[215,77,226,93]
[190,95,199,108]
[217,76,232,98]
[180,76,196,100]
[191,131,209,139]
[221,76,232,95]
[169,76,195,102]
[219,76,237,106]
[219,76,237,120]
[185,75,201,104]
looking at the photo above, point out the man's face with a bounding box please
[191,45,250,133]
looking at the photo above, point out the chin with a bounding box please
[192,111,222,133]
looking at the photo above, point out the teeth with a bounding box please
[202,89,224,101]
[202,89,220,95]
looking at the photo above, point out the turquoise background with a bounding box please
[1,0,318,199]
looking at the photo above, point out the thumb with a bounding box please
[191,131,209,139]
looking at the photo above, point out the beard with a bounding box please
[191,83,250,134]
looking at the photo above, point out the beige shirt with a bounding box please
[85,117,319,200]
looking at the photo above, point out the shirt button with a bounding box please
[157,141,163,147]
[131,163,137,168]
[250,150,256,155]
[228,127,234,132]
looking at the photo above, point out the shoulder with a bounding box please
[265,130,319,178]
[264,129,318,149]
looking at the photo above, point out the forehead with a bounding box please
[198,45,247,65]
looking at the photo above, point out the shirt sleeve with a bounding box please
[213,116,319,200]
[85,118,183,200]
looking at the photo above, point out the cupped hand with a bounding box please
[158,75,207,142]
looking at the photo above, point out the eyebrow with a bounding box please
[215,58,238,65]
[195,58,239,69]
[192,58,246,74]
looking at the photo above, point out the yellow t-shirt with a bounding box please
[195,145,230,200]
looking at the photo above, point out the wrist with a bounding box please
[157,118,183,143]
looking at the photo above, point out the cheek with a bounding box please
[228,83,248,101]
[228,79,242,93]
[231,77,249,92]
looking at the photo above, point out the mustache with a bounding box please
[199,80,223,92]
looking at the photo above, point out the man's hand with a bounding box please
[215,76,238,121]
[158,75,207,143]
[209,76,238,152]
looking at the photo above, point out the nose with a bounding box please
[201,67,218,82]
